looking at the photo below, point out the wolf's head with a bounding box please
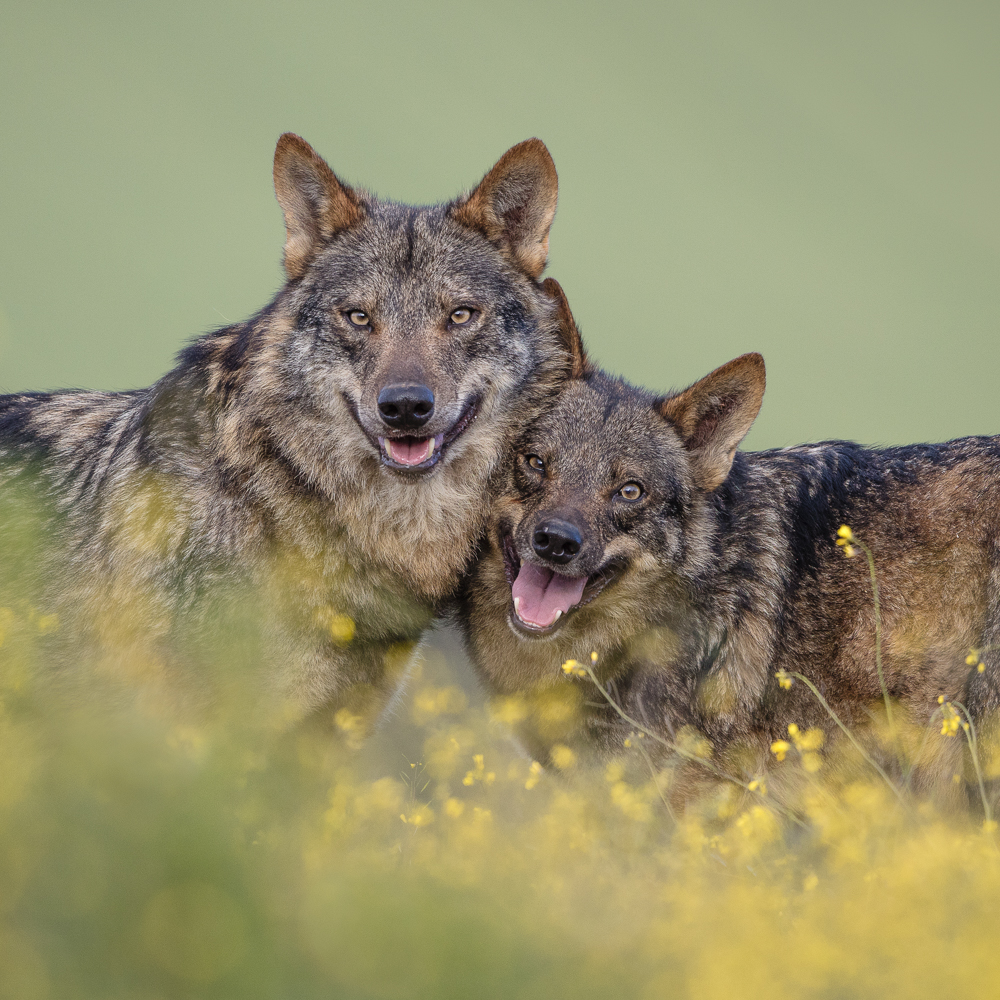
[238,133,566,479]
[493,322,766,642]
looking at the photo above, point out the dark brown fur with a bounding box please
[459,298,1000,778]
[0,135,576,730]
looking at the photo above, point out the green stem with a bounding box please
[579,662,807,827]
[856,539,892,731]
[953,701,993,826]
[789,671,908,809]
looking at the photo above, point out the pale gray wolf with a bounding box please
[0,134,576,733]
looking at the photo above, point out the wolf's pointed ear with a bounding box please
[452,139,558,279]
[656,353,766,491]
[542,278,588,378]
[273,133,365,279]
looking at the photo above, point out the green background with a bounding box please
[1,0,996,450]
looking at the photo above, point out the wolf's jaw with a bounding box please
[380,435,442,467]
[500,532,623,638]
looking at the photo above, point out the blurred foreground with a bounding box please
[0,514,997,1000]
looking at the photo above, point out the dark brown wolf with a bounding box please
[0,134,573,730]
[459,294,1000,774]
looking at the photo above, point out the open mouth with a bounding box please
[501,532,621,636]
[377,397,480,473]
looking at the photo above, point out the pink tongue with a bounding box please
[511,563,588,629]
[388,437,433,466]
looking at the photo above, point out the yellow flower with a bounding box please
[561,659,587,678]
[550,744,577,770]
[444,797,465,818]
[967,651,980,666]
[524,761,543,790]
[979,662,986,673]
[788,723,800,737]
[770,740,791,762]
[775,670,793,690]
[399,805,434,827]
[791,726,825,752]
[462,753,496,786]
[940,701,961,737]
[836,525,854,540]
[590,651,599,662]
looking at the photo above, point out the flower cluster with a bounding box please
[966,649,987,673]
[937,696,967,737]
[836,524,857,558]
[771,722,825,771]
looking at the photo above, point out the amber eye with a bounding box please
[619,482,643,501]
[347,310,370,327]
[526,454,545,473]
[450,308,473,325]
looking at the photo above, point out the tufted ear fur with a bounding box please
[656,353,766,491]
[451,139,558,279]
[541,278,588,379]
[273,133,365,279]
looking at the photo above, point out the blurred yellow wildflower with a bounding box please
[605,761,625,784]
[334,708,364,738]
[462,754,496,787]
[788,724,825,751]
[524,761,543,790]
[313,606,355,644]
[411,685,467,725]
[490,695,529,724]
[399,804,434,827]
[443,797,464,818]
[550,745,577,770]
[609,780,653,822]
[775,670,793,690]
[940,701,961,737]
[676,726,713,760]
[836,524,857,558]
[771,740,791,762]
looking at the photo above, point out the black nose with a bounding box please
[377,384,435,429]
[532,519,583,565]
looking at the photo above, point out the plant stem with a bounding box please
[790,671,909,810]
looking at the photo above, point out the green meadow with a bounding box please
[1,2,999,997]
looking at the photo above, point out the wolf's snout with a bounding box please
[532,519,582,565]
[377,384,435,429]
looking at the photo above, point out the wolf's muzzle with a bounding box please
[377,383,435,430]
[532,519,582,565]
